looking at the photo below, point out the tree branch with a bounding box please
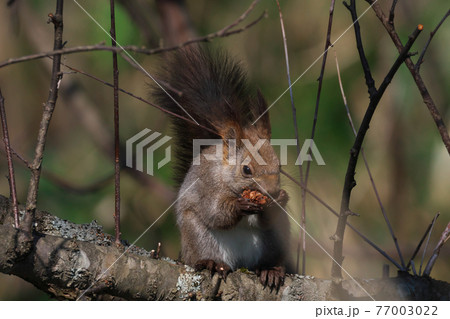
[419,213,440,275]
[423,222,450,277]
[334,49,405,269]
[59,61,217,136]
[0,5,266,69]
[0,89,19,228]
[415,9,450,73]
[388,0,398,26]
[332,25,422,279]
[275,0,307,275]
[366,0,450,156]
[25,0,64,233]
[343,0,377,98]
[301,0,337,276]
[406,213,439,270]
[110,0,121,245]
[0,194,448,300]
[281,169,402,270]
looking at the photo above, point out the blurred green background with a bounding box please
[0,0,448,300]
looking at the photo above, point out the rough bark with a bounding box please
[0,195,448,301]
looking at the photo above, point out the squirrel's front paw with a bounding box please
[236,197,264,214]
[195,259,231,280]
[256,266,286,291]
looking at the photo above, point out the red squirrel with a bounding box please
[153,46,292,289]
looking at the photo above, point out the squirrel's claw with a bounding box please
[195,259,231,281]
[256,266,285,291]
[195,259,215,274]
[236,197,263,214]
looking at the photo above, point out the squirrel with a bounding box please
[153,46,292,289]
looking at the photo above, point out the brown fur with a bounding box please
[152,46,292,284]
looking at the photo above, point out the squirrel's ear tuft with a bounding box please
[223,126,237,141]
[220,125,242,161]
[253,89,271,138]
[221,125,243,143]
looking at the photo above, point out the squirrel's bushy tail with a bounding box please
[152,45,270,184]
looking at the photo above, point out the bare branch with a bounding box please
[60,62,217,136]
[110,0,121,245]
[274,0,306,275]
[301,0,337,276]
[366,0,450,155]
[419,213,439,275]
[25,0,64,233]
[334,49,406,269]
[2,194,445,300]
[415,9,450,73]
[119,53,183,96]
[343,0,377,98]
[0,89,19,228]
[388,0,398,25]
[221,0,261,34]
[423,222,450,276]
[332,25,423,279]
[0,5,266,69]
[406,213,439,270]
[281,169,402,269]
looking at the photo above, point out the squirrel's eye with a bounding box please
[242,165,252,176]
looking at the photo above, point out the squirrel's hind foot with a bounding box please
[195,259,231,281]
[255,266,286,291]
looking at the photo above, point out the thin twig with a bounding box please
[281,169,337,218]
[343,0,377,98]
[0,7,266,69]
[410,260,417,276]
[11,147,31,168]
[366,0,450,155]
[406,213,439,270]
[0,89,20,228]
[60,62,217,136]
[415,9,450,73]
[423,222,450,276]
[221,0,260,34]
[332,25,423,279]
[25,0,64,233]
[303,0,336,192]
[274,0,306,275]
[119,53,183,97]
[334,49,406,269]
[388,0,398,25]
[419,213,439,275]
[302,0,337,275]
[281,169,402,269]
[110,0,121,245]
[0,144,30,168]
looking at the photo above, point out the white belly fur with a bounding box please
[210,215,263,270]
